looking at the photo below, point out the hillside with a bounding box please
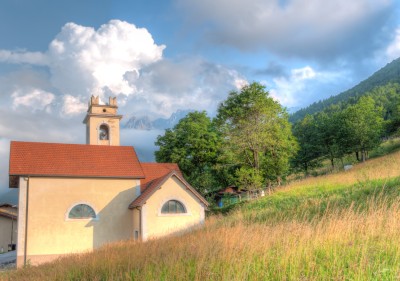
[2,151,400,280]
[290,57,400,123]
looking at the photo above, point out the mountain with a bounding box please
[152,109,193,130]
[124,116,153,130]
[290,57,400,123]
[123,109,193,130]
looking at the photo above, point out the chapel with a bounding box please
[8,96,208,267]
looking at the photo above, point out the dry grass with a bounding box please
[2,150,400,280]
[287,150,400,191]
[2,198,400,280]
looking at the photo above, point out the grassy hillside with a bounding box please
[3,152,400,280]
[290,57,400,123]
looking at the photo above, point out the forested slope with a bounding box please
[290,57,400,123]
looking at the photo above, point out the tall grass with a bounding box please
[2,151,400,280]
[3,197,400,280]
[288,149,400,190]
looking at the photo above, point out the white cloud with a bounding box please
[291,66,316,81]
[0,20,165,116]
[386,28,400,60]
[125,58,247,118]
[62,95,87,115]
[0,50,48,65]
[0,19,248,120]
[269,66,344,107]
[47,20,165,99]
[270,66,319,107]
[233,76,248,90]
[11,89,55,110]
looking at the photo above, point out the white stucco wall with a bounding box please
[142,177,206,240]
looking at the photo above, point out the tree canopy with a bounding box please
[155,111,220,194]
[216,82,298,189]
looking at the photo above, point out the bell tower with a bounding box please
[83,96,122,146]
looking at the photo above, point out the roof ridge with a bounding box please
[11,140,135,148]
[130,171,209,209]
[9,141,145,179]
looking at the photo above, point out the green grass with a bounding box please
[370,137,400,158]
[238,177,400,224]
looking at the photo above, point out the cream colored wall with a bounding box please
[87,117,120,146]
[22,177,139,266]
[16,177,27,267]
[143,177,205,240]
[0,216,17,253]
[91,106,117,115]
[132,209,140,240]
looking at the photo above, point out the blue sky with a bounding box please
[1,0,400,200]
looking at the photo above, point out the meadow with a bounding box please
[2,149,400,280]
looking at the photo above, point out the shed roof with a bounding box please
[0,204,17,220]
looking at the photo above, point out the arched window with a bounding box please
[99,124,109,140]
[68,204,96,219]
[161,200,186,214]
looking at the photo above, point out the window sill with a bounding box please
[157,213,192,217]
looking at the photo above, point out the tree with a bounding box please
[155,111,220,195]
[313,106,350,169]
[216,82,297,190]
[342,96,384,161]
[291,114,322,174]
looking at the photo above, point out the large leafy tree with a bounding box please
[216,82,297,190]
[155,111,220,195]
[313,107,349,168]
[342,96,384,161]
[291,114,322,174]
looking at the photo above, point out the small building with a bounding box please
[215,186,248,207]
[0,203,17,252]
[8,96,208,267]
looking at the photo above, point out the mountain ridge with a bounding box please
[123,109,193,130]
[290,57,400,123]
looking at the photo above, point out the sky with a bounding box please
[1,0,400,201]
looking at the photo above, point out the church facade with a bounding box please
[8,97,208,267]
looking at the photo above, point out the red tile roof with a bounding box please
[140,163,182,192]
[9,141,144,178]
[129,167,209,208]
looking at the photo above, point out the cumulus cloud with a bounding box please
[47,20,165,98]
[123,58,247,118]
[0,20,166,116]
[0,20,246,118]
[269,66,346,107]
[176,0,393,60]
[12,89,55,110]
[61,95,87,115]
[291,66,316,81]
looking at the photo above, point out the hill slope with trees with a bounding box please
[290,57,400,123]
